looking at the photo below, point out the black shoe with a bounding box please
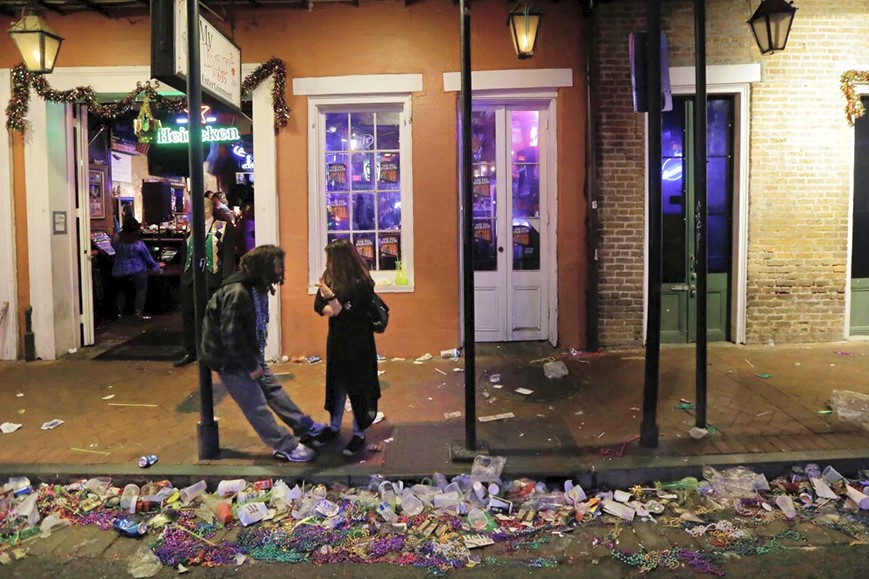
[342,435,366,456]
[173,353,197,367]
[305,427,338,448]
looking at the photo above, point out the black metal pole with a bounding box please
[694,0,708,428]
[640,0,662,448]
[188,0,219,459]
[460,0,477,451]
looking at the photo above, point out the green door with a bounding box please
[851,97,869,335]
[660,96,732,343]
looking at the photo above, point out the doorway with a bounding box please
[660,95,733,342]
[472,105,552,342]
[851,96,869,336]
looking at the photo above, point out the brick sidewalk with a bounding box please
[0,340,867,484]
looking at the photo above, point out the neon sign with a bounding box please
[661,158,683,181]
[155,126,241,145]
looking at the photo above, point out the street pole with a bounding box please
[451,0,486,461]
[694,0,708,429]
[460,0,477,452]
[188,0,219,459]
[641,0,662,449]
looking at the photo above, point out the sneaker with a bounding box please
[307,427,338,448]
[273,443,315,463]
[342,435,366,456]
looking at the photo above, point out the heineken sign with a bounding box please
[156,126,241,144]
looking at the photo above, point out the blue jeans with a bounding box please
[115,270,149,314]
[330,383,364,437]
[219,364,315,453]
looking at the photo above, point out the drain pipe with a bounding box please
[582,11,601,351]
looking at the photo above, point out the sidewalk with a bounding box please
[1,338,868,487]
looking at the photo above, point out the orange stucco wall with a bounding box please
[1,1,587,357]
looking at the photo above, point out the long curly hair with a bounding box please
[240,244,285,294]
[323,239,374,296]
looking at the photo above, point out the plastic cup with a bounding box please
[822,466,844,485]
[216,479,247,497]
[845,485,869,510]
[180,480,207,503]
[467,508,487,531]
[120,484,140,514]
[775,495,797,519]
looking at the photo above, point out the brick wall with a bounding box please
[592,0,868,345]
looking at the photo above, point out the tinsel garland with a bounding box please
[840,70,869,126]
[5,57,291,133]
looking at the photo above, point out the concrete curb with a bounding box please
[3,448,867,490]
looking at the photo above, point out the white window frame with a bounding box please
[300,82,418,293]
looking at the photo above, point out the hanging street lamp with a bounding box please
[8,7,63,74]
[747,0,797,55]
[507,4,542,60]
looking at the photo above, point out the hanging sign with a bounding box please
[151,0,242,110]
[155,126,241,144]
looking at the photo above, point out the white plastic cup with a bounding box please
[180,480,207,503]
[120,484,140,514]
[237,502,269,526]
[400,494,424,517]
[602,499,635,522]
[472,481,487,501]
[217,479,247,497]
[487,483,500,497]
[440,348,460,359]
[467,508,487,531]
[775,495,797,519]
[845,485,869,510]
[822,466,844,485]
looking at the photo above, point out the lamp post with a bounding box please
[8,8,63,74]
[507,4,542,60]
[747,0,797,55]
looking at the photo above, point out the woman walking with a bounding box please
[313,240,381,456]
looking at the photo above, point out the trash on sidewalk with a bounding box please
[0,423,22,434]
[40,419,64,430]
[444,411,462,419]
[829,389,869,430]
[478,412,515,422]
[515,387,534,396]
[755,372,771,379]
[688,426,709,439]
[542,360,569,379]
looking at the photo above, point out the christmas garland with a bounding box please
[840,70,869,126]
[5,57,291,133]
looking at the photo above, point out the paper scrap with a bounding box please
[40,419,64,430]
[1,422,23,434]
[488,374,501,383]
[515,388,534,395]
[444,411,462,419]
[492,384,503,389]
[435,368,447,375]
[15,393,23,398]
[478,412,515,423]
[101,394,115,400]
[452,367,464,372]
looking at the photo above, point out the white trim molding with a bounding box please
[0,69,18,360]
[442,69,573,93]
[294,74,423,96]
[644,64,755,344]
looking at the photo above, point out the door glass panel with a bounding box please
[511,110,540,271]
[853,96,869,278]
[662,99,686,283]
[473,111,497,271]
[707,97,733,274]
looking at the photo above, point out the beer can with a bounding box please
[253,479,273,491]
[137,454,158,468]
[113,518,148,537]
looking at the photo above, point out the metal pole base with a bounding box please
[640,422,659,449]
[197,422,220,460]
[449,440,490,462]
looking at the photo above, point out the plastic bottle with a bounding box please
[180,480,207,503]
[215,501,233,525]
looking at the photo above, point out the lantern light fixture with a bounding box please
[507,4,542,60]
[8,5,63,74]
[747,0,797,55]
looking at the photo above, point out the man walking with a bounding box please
[200,244,324,462]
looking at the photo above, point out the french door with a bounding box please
[472,105,550,342]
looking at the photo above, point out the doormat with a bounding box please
[93,330,183,362]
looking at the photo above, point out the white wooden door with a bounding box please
[473,106,549,342]
[75,105,95,346]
